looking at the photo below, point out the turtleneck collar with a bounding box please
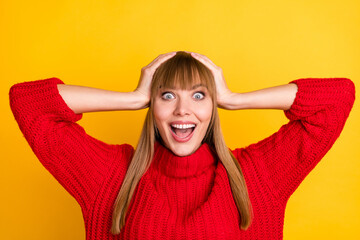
[152,141,218,178]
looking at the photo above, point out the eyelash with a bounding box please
[161,92,175,100]
[161,91,205,100]
[193,91,205,100]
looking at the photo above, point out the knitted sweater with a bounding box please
[9,77,355,239]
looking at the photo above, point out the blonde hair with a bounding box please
[111,51,253,234]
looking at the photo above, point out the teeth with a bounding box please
[171,124,196,129]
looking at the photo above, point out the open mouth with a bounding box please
[170,123,196,141]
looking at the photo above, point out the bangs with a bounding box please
[157,63,207,90]
[151,51,215,95]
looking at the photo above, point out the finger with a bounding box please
[191,52,216,66]
[153,52,177,66]
[191,52,213,65]
[148,52,177,69]
[151,52,176,64]
[191,52,218,71]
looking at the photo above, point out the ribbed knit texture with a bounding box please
[9,77,355,239]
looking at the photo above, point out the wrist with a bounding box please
[218,92,247,110]
[130,90,150,109]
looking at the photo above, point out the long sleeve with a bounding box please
[233,78,355,204]
[9,77,121,214]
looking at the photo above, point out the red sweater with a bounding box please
[9,77,355,239]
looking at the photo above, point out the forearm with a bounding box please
[220,83,298,110]
[57,84,148,114]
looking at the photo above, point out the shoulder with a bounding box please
[116,143,135,158]
[231,147,252,162]
[230,146,259,177]
[112,143,135,168]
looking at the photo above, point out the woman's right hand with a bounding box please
[133,51,177,108]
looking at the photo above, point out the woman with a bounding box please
[9,51,355,239]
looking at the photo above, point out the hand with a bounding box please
[134,51,177,107]
[187,52,233,109]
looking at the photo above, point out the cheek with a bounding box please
[153,101,171,125]
[195,101,213,122]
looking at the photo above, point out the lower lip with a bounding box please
[170,127,195,143]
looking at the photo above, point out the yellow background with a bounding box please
[1,0,359,239]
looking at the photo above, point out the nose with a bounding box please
[173,97,191,116]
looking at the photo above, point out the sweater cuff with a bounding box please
[10,77,83,122]
[283,78,354,121]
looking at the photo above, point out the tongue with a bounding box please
[174,128,193,138]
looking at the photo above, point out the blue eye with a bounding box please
[193,92,205,100]
[162,92,175,100]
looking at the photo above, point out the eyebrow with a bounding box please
[191,84,206,89]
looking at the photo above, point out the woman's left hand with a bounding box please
[188,52,233,109]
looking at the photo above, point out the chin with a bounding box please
[171,148,193,157]
[167,141,199,157]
